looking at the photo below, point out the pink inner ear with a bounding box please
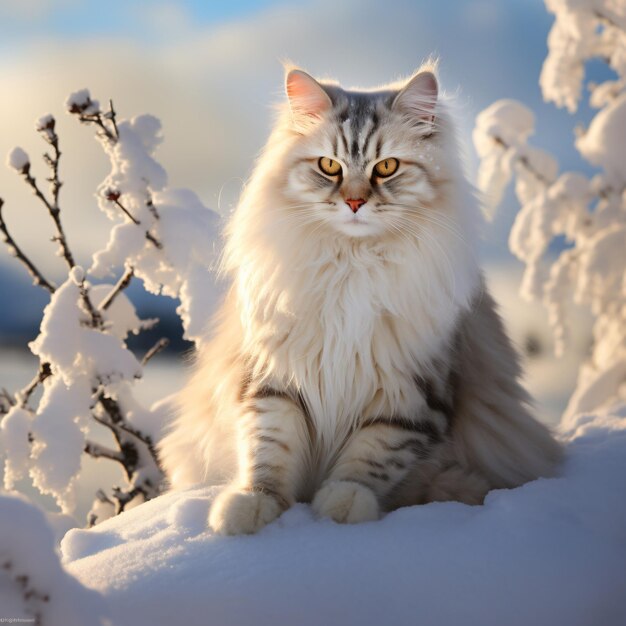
[393,71,438,121]
[286,70,331,119]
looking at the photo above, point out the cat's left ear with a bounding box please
[285,69,332,130]
[392,71,438,127]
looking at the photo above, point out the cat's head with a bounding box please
[268,64,461,240]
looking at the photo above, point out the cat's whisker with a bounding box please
[386,213,455,297]
[410,212,467,244]
[417,226,457,298]
[384,216,436,297]
[394,210,472,257]
[381,202,466,242]
[253,207,329,228]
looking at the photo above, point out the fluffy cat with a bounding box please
[158,63,563,535]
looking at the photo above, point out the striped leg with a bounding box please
[312,415,445,524]
[209,388,311,535]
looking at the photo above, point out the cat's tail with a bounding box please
[450,289,563,491]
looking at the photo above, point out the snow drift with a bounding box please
[56,405,626,626]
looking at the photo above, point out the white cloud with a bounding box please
[130,2,194,38]
[0,0,78,20]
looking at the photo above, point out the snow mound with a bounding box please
[0,494,107,626]
[62,406,626,626]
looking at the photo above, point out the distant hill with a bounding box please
[0,262,193,354]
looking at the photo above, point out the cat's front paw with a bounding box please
[209,487,284,535]
[312,480,380,524]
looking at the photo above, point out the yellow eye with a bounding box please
[373,158,399,178]
[318,157,342,176]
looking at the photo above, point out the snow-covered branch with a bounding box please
[0,89,222,525]
[473,0,626,422]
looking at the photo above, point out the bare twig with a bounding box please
[95,392,160,462]
[112,197,140,225]
[84,440,124,463]
[92,411,138,481]
[141,338,169,366]
[37,116,62,211]
[16,362,52,408]
[111,485,146,514]
[145,231,163,249]
[99,266,134,311]
[78,281,104,328]
[115,420,157,449]
[78,112,116,143]
[68,94,118,143]
[146,194,159,220]
[9,131,105,329]
[88,489,115,527]
[0,199,56,293]
[19,164,75,270]
[105,192,162,248]
[0,388,15,416]
[107,99,119,140]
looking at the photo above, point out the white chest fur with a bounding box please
[240,237,471,444]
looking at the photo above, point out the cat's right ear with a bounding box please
[285,69,332,130]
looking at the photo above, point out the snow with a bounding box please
[65,88,99,115]
[30,275,142,387]
[66,88,91,109]
[576,93,626,187]
[7,146,30,172]
[0,493,107,626]
[27,376,93,513]
[35,113,54,130]
[36,113,54,130]
[1,273,147,513]
[474,99,536,147]
[91,283,143,341]
[0,406,33,488]
[56,404,626,626]
[69,265,85,285]
[89,113,223,345]
[472,100,558,213]
[36,113,56,142]
[540,0,626,112]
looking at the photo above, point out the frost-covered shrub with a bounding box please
[0,492,108,625]
[0,91,221,524]
[473,0,626,423]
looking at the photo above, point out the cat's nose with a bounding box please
[345,198,366,213]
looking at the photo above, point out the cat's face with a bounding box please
[281,69,444,239]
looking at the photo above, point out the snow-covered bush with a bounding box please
[0,91,221,524]
[0,492,108,625]
[473,0,626,424]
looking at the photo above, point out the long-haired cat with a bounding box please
[159,63,563,535]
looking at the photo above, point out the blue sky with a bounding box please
[0,0,306,42]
